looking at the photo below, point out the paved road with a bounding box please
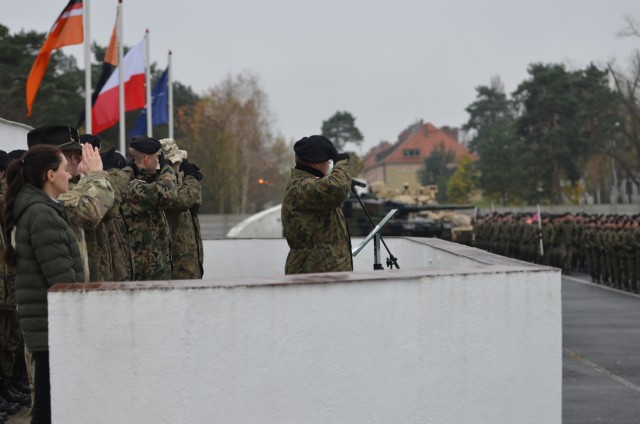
[7,273,640,423]
[562,274,640,424]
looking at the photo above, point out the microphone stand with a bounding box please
[351,181,399,269]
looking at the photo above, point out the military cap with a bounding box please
[8,150,26,161]
[0,150,8,172]
[100,147,127,170]
[293,135,336,163]
[80,133,102,150]
[160,138,187,164]
[129,135,161,154]
[27,125,81,152]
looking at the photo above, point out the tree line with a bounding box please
[421,19,640,206]
[3,20,640,212]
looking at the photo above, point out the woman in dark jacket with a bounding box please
[2,145,84,424]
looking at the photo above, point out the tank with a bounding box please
[343,182,475,244]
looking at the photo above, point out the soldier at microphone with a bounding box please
[281,135,353,274]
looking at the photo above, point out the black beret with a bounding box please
[100,147,127,170]
[129,135,161,154]
[80,133,102,150]
[0,150,8,172]
[8,150,26,160]
[294,135,335,163]
[27,125,81,152]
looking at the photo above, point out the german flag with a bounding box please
[26,0,84,116]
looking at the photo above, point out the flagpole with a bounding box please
[117,0,125,154]
[145,29,152,137]
[83,0,92,133]
[168,50,174,139]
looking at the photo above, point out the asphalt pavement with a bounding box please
[562,273,640,424]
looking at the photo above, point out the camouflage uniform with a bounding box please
[282,160,352,274]
[105,168,134,281]
[121,164,178,281]
[631,223,640,293]
[0,180,25,384]
[58,171,115,282]
[165,172,203,279]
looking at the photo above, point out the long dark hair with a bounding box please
[2,145,64,269]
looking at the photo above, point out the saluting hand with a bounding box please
[78,143,104,175]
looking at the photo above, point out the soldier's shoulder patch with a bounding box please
[58,191,81,207]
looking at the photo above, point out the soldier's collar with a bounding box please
[295,163,324,179]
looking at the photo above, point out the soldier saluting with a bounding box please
[121,136,177,281]
[281,135,352,274]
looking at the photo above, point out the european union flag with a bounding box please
[129,67,169,137]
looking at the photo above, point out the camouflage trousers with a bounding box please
[0,308,23,379]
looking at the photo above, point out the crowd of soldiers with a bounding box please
[474,211,640,293]
[0,125,204,421]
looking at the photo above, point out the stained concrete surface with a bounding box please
[7,273,640,423]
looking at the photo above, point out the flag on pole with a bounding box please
[129,67,169,137]
[91,38,146,134]
[26,0,84,116]
[76,14,118,128]
[527,211,540,224]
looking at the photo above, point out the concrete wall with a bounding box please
[0,117,31,152]
[48,238,561,424]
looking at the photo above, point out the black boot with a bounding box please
[0,395,19,415]
[11,376,30,396]
[0,377,30,406]
[0,410,7,422]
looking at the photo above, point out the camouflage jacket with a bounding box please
[165,172,203,279]
[281,160,352,274]
[0,180,9,308]
[121,164,177,281]
[59,171,115,282]
[105,169,134,281]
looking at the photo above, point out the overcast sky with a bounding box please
[4,0,639,153]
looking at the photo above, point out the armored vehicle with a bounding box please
[342,182,475,244]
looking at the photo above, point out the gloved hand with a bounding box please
[182,159,203,181]
[158,153,172,169]
[333,152,349,162]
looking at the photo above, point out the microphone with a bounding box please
[351,179,367,189]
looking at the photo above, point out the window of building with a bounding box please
[403,149,420,157]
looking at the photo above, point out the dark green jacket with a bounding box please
[282,160,352,274]
[13,184,84,352]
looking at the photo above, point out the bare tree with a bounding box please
[181,71,279,214]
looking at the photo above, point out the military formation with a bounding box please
[0,125,204,421]
[474,212,640,293]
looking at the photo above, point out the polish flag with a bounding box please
[91,38,146,134]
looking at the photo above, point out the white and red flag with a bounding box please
[91,38,146,134]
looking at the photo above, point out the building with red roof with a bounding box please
[361,121,473,191]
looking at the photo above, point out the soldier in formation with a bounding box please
[474,211,640,293]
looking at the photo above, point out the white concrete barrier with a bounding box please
[48,238,561,424]
[0,117,31,152]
